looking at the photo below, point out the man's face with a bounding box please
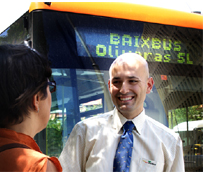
[108,59,153,119]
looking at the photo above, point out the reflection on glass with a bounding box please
[169,106,203,171]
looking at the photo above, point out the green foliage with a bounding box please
[46,117,63,157]
[169,105,203,129]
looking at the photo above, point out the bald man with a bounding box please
[59,53,184,172]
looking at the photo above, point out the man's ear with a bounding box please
[108,80,111,92]
[146,77,154,94]
[33,93,40,112]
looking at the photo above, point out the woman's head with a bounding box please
[0,44,52,128]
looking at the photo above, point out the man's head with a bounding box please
[108,53,154,119]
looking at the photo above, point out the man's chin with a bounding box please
[118,106,132,114]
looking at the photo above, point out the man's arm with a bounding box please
[170,136,185,172]
[59,123,86,172]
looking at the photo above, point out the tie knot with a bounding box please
[123,121,134,132]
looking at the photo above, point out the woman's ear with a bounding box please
[33,93,40,112]
[146,77,154,94]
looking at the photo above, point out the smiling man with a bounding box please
[59,53,185,172]
[108,54,153,119]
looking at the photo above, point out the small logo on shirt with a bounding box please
[142,159,156,166]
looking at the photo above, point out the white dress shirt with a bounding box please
[59,108,185,172]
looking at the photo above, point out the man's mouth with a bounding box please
[119,96,134,101]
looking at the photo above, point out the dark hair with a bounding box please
[0,44,52,128]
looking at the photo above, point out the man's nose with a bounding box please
[120,82,129,94]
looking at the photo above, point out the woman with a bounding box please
[0,44,62,171]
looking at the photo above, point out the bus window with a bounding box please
[172,113,203,171]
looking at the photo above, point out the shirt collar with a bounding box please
[132,109,146,135]
[112,108,146,135]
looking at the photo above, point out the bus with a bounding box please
[0,2,202,171]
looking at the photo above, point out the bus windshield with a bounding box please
[40,9,203,156]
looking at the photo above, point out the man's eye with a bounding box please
[112,81,120,84]
[129,80,138,83]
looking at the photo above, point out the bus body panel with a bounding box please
[29,2,203,29]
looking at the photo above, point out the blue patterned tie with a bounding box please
[113,121,134,172]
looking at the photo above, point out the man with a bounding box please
[59,53,184,172]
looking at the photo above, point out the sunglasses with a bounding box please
[47,81,56,93]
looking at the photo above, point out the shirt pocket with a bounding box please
[137,158,164,172]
